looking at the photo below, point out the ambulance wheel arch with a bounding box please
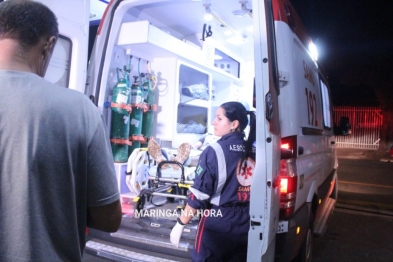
[37,0,90,93]
[306,181,318,204]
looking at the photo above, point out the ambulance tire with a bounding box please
[294,213,314,262]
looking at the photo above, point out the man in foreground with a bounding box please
[0,1,122,261]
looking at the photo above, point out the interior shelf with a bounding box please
[117,20,243,85]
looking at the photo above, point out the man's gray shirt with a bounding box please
[0,70,119,261]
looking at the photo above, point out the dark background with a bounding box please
[290,0,393,107]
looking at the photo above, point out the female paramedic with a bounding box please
[170,101,257,261]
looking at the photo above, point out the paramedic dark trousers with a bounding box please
[192,205,249,262]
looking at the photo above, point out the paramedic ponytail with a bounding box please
[242,111,256,165]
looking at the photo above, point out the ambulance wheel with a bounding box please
[294,214,314,262]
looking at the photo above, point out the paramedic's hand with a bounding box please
[170,220,185,247]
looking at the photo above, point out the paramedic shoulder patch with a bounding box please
[196,166,204,176]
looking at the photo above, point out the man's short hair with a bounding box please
[0,0,59,49]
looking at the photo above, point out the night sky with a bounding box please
[290,0,393,107]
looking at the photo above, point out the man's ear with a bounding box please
[38,36,57,77]
[43,36,57,57]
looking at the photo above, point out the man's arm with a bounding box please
[87,199,122,232]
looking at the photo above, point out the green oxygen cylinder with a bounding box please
[128,76,144,156]
[110,67,132,162]
[141,72,157,147]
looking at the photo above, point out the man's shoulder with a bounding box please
[33,76,90,103]
[26,74,97,115]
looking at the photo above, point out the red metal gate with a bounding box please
[333,106,383,149]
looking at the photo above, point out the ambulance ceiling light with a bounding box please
[232,1,252,19]
[204,3,213,21]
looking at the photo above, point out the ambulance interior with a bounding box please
[98,0,256,213]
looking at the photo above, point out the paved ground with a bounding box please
[317,148,393,261]
[313,205,393,262]
[336,147,393,162]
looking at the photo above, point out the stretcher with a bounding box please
[125,148,196,212]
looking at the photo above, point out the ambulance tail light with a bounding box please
[279,159,297,219]
[281,136,297,159]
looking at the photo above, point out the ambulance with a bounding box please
[38,0,339,261]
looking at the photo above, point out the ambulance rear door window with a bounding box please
[320,79,332,129]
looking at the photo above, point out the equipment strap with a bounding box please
[178,183,191,189]
[130,103,158,113]
[110,102,132,112]
[129,134,146,143]
[110,138,132,146]
[131,103,144,108]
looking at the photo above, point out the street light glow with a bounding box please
[309,42,318,61]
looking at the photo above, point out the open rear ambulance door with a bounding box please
[84,0,120,109]
[36,0,90,93]
[248,0,281,261]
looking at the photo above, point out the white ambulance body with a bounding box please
[37,0,338,261]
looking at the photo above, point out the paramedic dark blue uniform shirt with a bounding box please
[187,132,255,260]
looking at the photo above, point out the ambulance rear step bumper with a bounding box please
[85,216,196,261]
[85,238,191,262]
